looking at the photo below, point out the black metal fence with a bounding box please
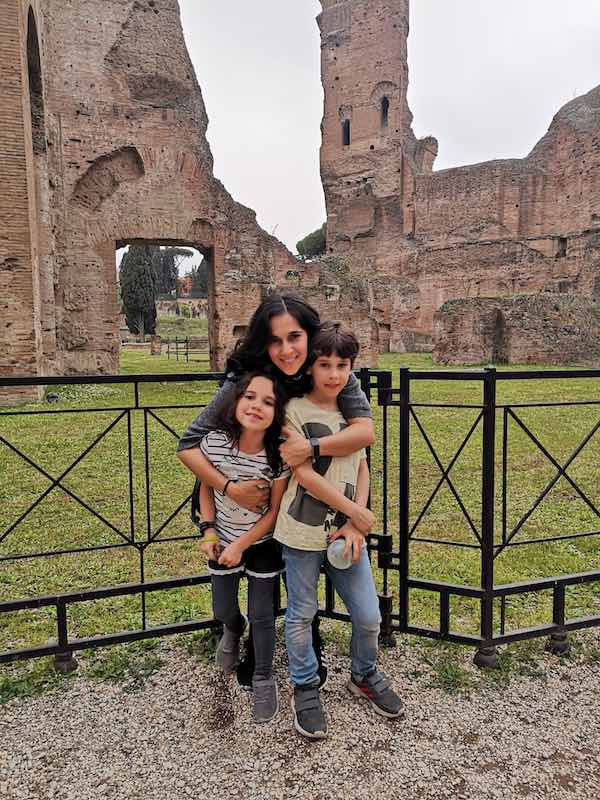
[1,368,599,670]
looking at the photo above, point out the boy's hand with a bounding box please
[330,524,364,564]
[218,540,245,568]
[280,428,312,467]
[350,505,375,534]
[228,480,270,513]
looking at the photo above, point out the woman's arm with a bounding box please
[280,373,375,467]
[293,461,374,534]
[177,439,270,514]
[218,478,289,568]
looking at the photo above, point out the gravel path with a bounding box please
[1,631,599,800]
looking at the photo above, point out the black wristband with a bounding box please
[309,437,320,461]
[198,520,217,534]
[223,479,233,497]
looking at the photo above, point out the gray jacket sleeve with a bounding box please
[176,379,237,452]
[337,372,372,419]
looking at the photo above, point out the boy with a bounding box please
[274,322,403,739]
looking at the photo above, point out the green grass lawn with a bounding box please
[155,316,208,339]
[1,350,599,671]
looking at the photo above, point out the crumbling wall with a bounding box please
[434,294,600,366]
[319,0,600,361]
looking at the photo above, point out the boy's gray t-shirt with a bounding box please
[176,371,371,452]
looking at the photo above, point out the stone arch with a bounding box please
[72,147,145,211]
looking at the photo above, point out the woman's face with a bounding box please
[235,376,276,433]
[266,313,309,376]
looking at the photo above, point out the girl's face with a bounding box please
[266,313,309,376]
[235,376,276,433]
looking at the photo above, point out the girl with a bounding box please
[177,291,375,688]
[198,371,290,724]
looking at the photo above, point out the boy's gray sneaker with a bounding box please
[252,677,278,723]
[215,619,246,673]
[292,683,328,739]
[348,669,404,718]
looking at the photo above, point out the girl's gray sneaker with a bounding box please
[252,677,278,723]
[215,621,245,673]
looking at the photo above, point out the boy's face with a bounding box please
[309,352,353,399]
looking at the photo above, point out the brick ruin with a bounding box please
[3,0,600,402]
[1,0,308,402]
[318,0,600,361]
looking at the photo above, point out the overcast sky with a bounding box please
[178,0,600,254]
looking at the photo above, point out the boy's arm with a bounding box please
[293,460,374,534]
[281,418,374,467]
[329,458,371,563]
[178,446,269,514]
[198,481,220,560]
[218,477,290,568]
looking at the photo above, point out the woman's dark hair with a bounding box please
[214,372,287,475]
[225,291,321,387]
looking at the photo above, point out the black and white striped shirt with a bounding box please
[200,431,290,545]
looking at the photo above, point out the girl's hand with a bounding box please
[350,505,375,534]
[218,541,245,568]
[228,480,270,513]
[279,428,312,467]
[199,540,222,561]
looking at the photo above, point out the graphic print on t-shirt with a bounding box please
[287,422,354,529]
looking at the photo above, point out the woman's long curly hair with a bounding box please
[213,372,287,476]
[225,291,320,396]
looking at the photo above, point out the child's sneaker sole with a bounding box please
[347,679,405,719]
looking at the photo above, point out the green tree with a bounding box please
[120,245,157,337]
[190,258,209,298]
[154,246,195,296]
[297,223,326,260]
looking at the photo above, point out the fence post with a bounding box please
[53,601,77,674]
[474,367,499,668]
[377,371,395,647]
[398,368,410,633]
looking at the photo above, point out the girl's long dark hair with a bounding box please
[214,372,287,476]
[225,291,320,396]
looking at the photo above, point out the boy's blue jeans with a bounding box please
[282,544,381,686]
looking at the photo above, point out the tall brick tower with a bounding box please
[318,0,437,271]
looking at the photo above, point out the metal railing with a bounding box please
[1,367,599,670]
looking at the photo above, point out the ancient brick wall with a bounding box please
[1,0,307,397]
[0,1,46,402]
[319,0,600,360]
[434,294,600,366]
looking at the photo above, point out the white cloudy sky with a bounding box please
[178,0,600,254]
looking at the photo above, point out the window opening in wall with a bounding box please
[116,242,212,366]
[381,96,389,130]
[557,237,568,258]
[342,119,351,147]
[27,8,46,154]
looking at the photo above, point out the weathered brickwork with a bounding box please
[0,0,304,399]
[434,294,600,366]
[319,0,600,360]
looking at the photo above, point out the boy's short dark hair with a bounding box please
[311,321,360,367]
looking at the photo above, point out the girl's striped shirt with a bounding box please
[199,430,290,545]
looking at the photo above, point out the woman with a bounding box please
[177,291,375,688]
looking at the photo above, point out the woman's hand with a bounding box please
[349,504,375,534]
[228,480,270,513]
[218,541,245,568]
[329,524,364,564]
[280,427,312,467]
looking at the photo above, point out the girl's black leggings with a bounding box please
[211,573,276,680]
